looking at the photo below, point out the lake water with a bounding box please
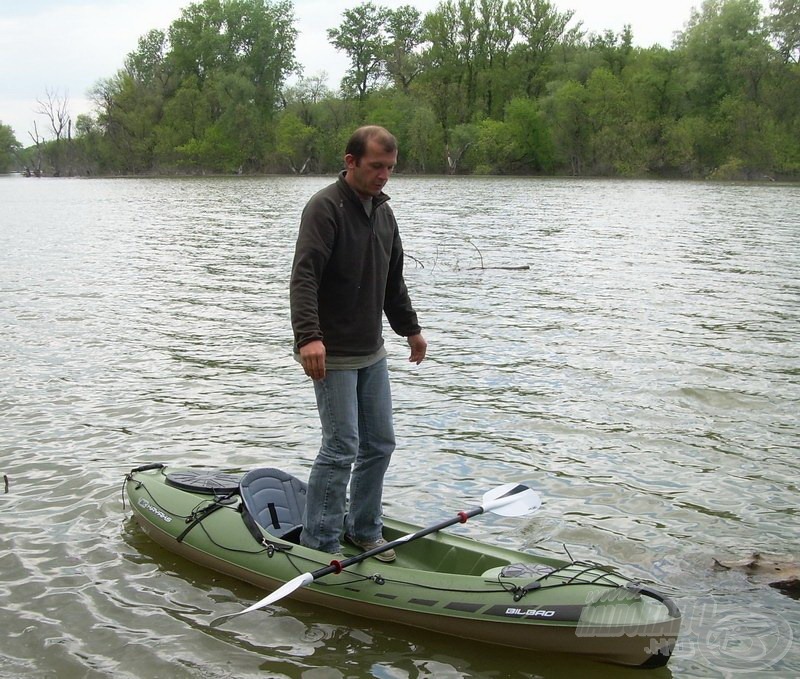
[1,174,798,678]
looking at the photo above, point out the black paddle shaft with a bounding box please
[315,506,485,578]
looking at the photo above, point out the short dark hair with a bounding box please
[345,125,397,160]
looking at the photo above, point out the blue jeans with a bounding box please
[301,358,396,553]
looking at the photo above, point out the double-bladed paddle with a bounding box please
[211,481,541,627]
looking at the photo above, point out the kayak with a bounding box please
[125,463,680,668]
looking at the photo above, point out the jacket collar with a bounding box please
[337,170,391,209]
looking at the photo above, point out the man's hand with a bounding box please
[299,340,326,380]
[407,333,427,365]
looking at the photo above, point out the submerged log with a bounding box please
[714,553,800,599]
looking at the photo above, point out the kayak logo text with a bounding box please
[505,608,556,618]
[138,497,173,523]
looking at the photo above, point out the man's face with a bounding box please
[345,139,397,198]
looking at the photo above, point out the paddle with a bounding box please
[210,482,541,627]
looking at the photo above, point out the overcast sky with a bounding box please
[0,0,766,143]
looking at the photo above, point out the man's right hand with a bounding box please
[299,340,326,380]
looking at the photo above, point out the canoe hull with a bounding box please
[126,465,680,667]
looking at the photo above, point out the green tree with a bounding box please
[546,79,589,175]
[474,117,515,173]
[363,90,416,137]
[328,2,390,100]
[584,68,633,174]
[623,47,683,120]
[311,97,358,171]
[504,96,554,172]
[69,113,105,175]
[662,114,720,176]
[474,0,517,117]
[588,26,634,76]
[514,0,576,97]
[90,0,298,172]
[419,1,467,130]
[91,73,162,173]
[768,0,800,63]
[281,74,333,126]
[125,29,173,91]
[675,0,769,109]
[274,112,316,173]
[716,94,780,177]
[154,76,207,168]
[0,122,22,172]
[446,122,480,173]
[385,5,424,92]
[405,105,445,172]
[201,69,264,171]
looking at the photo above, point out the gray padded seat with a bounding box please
[239,468,307,541]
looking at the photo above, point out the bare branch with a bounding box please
[35,88,71,141]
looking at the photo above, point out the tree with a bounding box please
[662,114,720,176]
[474,117,515,172]
[716,94,780,177]
[92,0,298,172]
[446,123,479,174]
[515,0,576,97]
[274,112,315,173]
[91,73,162,173]
[584,68,633,174]
[35,88,72,175]
[768,0,800,63]
[546,79,589,175]
[675,0,770,110]
[70,113,105,175]
[588,25,634,76]
[504,96,554,172]
[405,105,445,172]
[0,122,22,172]
[453,0,481,112]
[328,2,390,100]
[420,1,467,129]
[385,5,424,92]
[474,0,517,116]
[281,74,333,126]
[125,29,173,90]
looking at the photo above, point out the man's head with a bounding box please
[344,126,398,199]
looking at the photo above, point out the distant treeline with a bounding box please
[2,0,799,179]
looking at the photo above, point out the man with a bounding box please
[290,125,427,560]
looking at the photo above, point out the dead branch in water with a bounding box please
[407,239,529,272]
[406,253,424,269]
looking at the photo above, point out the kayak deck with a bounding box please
[125,464,680,667]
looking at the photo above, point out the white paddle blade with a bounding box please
[211,572,314,626]
[481,483,541,517]
[246,572,314,611]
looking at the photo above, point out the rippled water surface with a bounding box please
[1,174,798,678]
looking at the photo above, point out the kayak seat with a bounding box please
[239,468,307,543]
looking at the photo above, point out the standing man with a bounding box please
[290,126,427,560]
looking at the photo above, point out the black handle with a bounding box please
[130,462,165,473]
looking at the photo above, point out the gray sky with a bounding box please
[0,0,760,143]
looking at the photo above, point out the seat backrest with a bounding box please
[239,468,307,540]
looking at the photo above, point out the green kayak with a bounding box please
[125,464,680,668]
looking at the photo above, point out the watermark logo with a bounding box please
[678,598,793,673]
[575,587,792,672]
